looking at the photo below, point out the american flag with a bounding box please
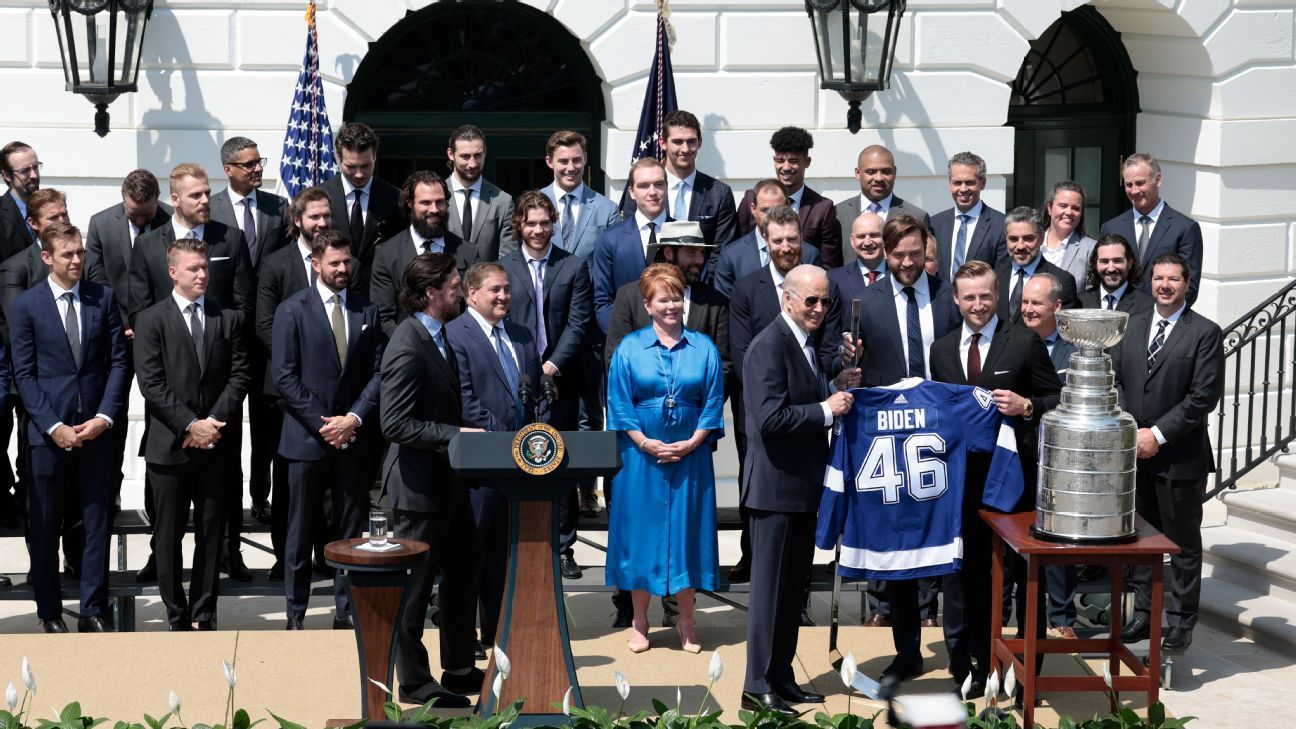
[279,0,337,198]
[619,0,678,209]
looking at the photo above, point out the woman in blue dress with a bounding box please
[606,263,725,654]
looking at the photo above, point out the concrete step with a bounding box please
[1198,577,1296,656]
[1220,487,1296,544]
[1202,525,1296,603]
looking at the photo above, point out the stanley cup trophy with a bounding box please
[1034,309,1138,542]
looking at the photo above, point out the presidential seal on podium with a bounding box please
[512,422,566,476]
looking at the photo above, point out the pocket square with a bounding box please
[210,256,230,262]
[361,324,369,331]
[994,370,1011,375]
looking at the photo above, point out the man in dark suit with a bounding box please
[254,186,334,580]
[1099,154,1203,306]
[322,122,401,296]
[1078,234,1154,315]
[1112,253,1223,654]
[273,229,384,630]
[499,191,593,580]
[133,237,251,631]
[835,144,930,269]
[740,264,858,715]
[542,130,621,259]
[996,206,1080,322]
[931,152,1009,280]
[445,125,515,262]
[10,221,128,632]
[621,110,737,249]
[370,170,478,337]
[735,127,841,265]
[929,260,1062,693]
[713,179,821,299]
[826,211,887,305]
[593,157,668,333]
[0,141,41,261]
[381,253,482,709]
[446,262,542,666]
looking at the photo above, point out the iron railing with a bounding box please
[1207,277,1296,500]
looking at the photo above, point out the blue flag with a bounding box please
[279,1,337,199]
[620,7,678,209]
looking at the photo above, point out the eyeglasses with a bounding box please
[12,162,42,177]
[785,290,833,309]
[229,157,268,171]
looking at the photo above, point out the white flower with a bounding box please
[675,686,681,710]
[1004,664,1017,700]
[491,672,503,702]
[21,656,35,693]
[168,690,181,715]
[367,677,393,696]
[221,660,237,688]
[985,669,1000,702]
[614,670,630,701]
[960,673,973,701]
[5,683,16,711]
[707,650,723,683]
[563,686,573,716]
[1102,663,1113,690]
[494,646,511,680]
[839,652,857,690]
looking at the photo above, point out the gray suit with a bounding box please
[84,201,172,323]
[834,194,931,267]
[369,229,477,338]
[447,179,515,262]
[542,183,619,259]
[208,188,290,270]
[1044,231,1096,289]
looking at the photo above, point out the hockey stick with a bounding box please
[828,536,844,671]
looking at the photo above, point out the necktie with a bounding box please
[185,229,198,240]
[866,202,882,214]
[645,222,657,263]
[1137,215,1152,258]
[953,213,970,276]
[1105,293,1117,310]
[674,182,689,221]
[804,343,827,398]
[1009,268,1026,322]
[350,190,364,248]
[561,193,575,243]
[240,198,257,261]
[530,258,548,357]
[62,292,80,368]
[434,328,447,360]
[330,294,347,365]
[866,270,877,285]
[422,238,432,254]
[188,302,204,365]
[903,286,925,378]
[494,324,522,425]
[967,332,982,383]
[759,242,770,268]
[460,189,474,242]
[1147,319,1169,370]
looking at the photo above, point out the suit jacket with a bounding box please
[604,278,732,382]
[128,220,254,322]
[322,174,402,296]
[446,313,542,432]
[500,246,591,374]
[0,245,47,343]
[711,229,822,299]
[132,298,250,465]
[1099,203,1203,305]
[827,273,962,386]
[997,258,1080,322]
[736,186,842,267]
[620,170,738,248]
[209,188,290,270]
[728,266,836,378]
[1047,336,1077,383]
[85,201,172,323]
[932,204,1008,279]
[834,194,931,268]
[742,315,832,513]
[272,287,384,461]
[1044,231,1096,288]
[1078,285,1154,316]
[825,261,888,315]
[1111,307,1224,480]
[370,228,477,338]
[380,316,465,514]
[255,241,312,395]
[10,280,128,446]
[591,216,655,334]
[447,178,515,262]
[0,191,33,263]
[542,183,620,259]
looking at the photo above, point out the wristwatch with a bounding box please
[1023,400,1035,419]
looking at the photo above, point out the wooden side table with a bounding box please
[981,512,1178,728]
[325,537,429,721]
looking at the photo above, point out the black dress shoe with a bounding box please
[879,659,924,682]
[799,608,815,627]
[611,612,633,629]
[440,666,486,694]
[559,556,582,580]
[77,615,115,632]
[1162,627,1193,654]
[1119,615,1151,643]
[252,500,272,525]
[771,680,825,704]
[727,561,751,583]
[267,561,284,581]
[0,573,11,587]
[333,614,355,630]
[397,679,471,709]
[168,622,191,632]
[40,618,69,633]
[474,640,488,662]
[195,620,216,631]
[136,555,157,583]
[285,618,304,630]
[740,693,796,717]
[222,551,253,582]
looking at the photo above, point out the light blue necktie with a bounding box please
[530,258,548,357]
[758,240,770,268]
[674,182,689,220]
[494,324,522,425]
[952,213,970,276]
[561,193,575,244]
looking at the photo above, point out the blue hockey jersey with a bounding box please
[815,378,1025,580]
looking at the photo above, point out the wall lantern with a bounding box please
[49,0,154,137]
[805,0,906,134]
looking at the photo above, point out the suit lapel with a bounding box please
[779,317,822,395]
[1148,309,1191,379]
[980,320,1012,379]
[1143,207,1173,269]
[166,302,202,374]
[344,299,364,366]
[202,308,221,374]
[465,318,511,391]
[77,287,95,368]
[305,292,342,369]
[968,212,993,261]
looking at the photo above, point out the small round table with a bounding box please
[325,537,429,721]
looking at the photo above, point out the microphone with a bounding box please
[517,374,534,426]
[541,374,557,405]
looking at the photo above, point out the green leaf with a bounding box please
[1058,717,1077,729]
[265,711,306,729]
[1147,703,1164,728]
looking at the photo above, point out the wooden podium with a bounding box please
[450,430,620,727]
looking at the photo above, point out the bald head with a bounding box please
[856,145,897,203]
[850,212,885,268]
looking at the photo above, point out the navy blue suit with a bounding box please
[712,230,822,299]
[825,262,887,318]
[446,312,543,644]
[931,205,1008,279]
[591,217,657,334]
[10,279,127,621]
[1099,202,1203,306]
[272,286,385,621]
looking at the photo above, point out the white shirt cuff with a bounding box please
[95,414,114,428]
[347,412,363,427]
[1151,425,1167,446]
[820,402,833,427]
[47,421,63,435]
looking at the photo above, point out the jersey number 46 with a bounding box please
[854,434,948,504]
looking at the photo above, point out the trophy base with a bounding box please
[1030,525,1138,545]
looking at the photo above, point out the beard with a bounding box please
[412,213,445,241]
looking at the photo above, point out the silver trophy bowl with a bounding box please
[1034,308,1138,542]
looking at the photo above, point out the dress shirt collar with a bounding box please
[1100,280,1130,301]
[171,218,204,241]
[172,289,206,313]
[860,258,887,277]
[1136,198,1166,223]
[522,244,552,263]
[634,209,668,231]
[1012,255,1043,278]
[1153,302,1187,330]
[891,273,930,300]
[769,262,787,289]
[780,310,811,349]
[409,225,444,253]
[552,181,585,201]
[860,192,893,214]
[666,168,697,193]
[962,314,999,345]
[956,199,985,219]
[413,311,445,341]
[450,175,483,197]
[228,188,255,210]
[467,306,505,340]
[297,238,313,262]
[1042,327,1059,346]
[788,186,805,209]
[341,175,373,201]
[47,277,80,300]
[317,279,346,306]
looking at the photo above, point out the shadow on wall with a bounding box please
[701,113,732,179]
[134,9,224,174]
